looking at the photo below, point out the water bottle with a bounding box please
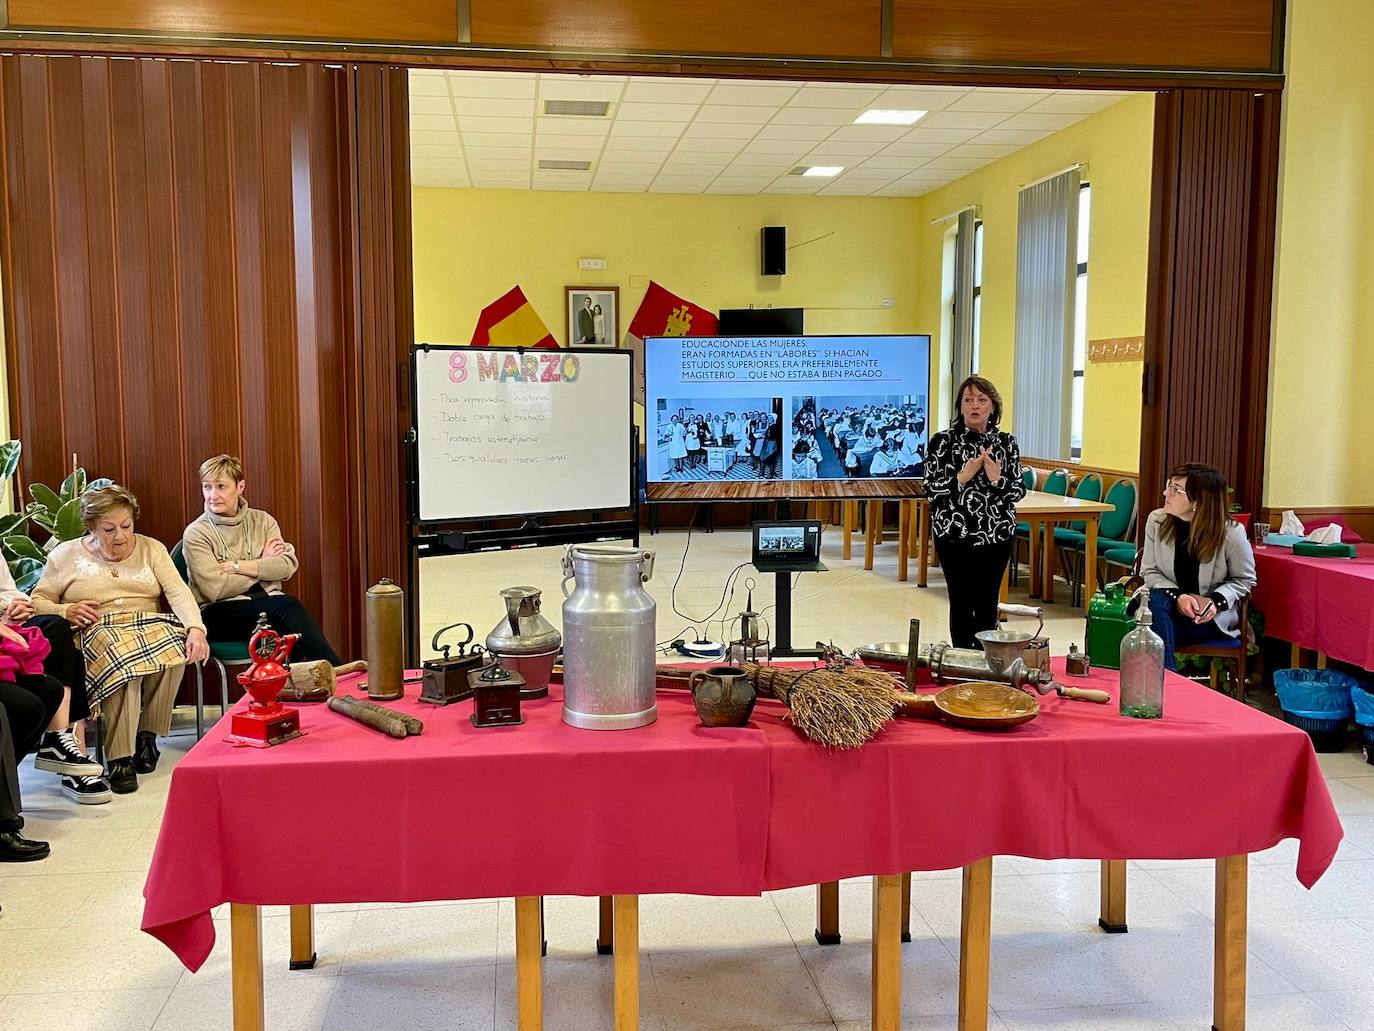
[1119,587,1166,719]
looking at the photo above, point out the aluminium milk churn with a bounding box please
[560,544,657,730]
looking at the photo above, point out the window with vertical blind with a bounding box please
[972,220,984,373]
[1071,183,1091,459]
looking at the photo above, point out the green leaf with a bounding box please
[86,477,114,492]
[10,557,44,594]
[30,507,56,534]
[53,497,85,542]
[0,441,20,483]
[29,483,61,514]
[0,512,27,538]
[3,534,44,562]
[60,468,86,503]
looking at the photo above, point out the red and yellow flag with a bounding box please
[470,286,558,349]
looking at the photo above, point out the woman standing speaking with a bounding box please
[924,376,1027,647]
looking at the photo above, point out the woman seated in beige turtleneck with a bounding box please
[31,486,209,795]
[182,454,342,665]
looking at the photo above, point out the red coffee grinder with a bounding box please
[229,615,305,747]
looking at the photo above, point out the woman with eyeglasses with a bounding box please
[1140,463,1256,669]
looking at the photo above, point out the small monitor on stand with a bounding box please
[751,520,827,657]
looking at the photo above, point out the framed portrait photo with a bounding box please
[565,286,619,347]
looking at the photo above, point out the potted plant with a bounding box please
[1,440,113,591]
[1226,487,1250,532]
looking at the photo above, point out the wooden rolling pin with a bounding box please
[349,696,425,735]
[327,695,408,738]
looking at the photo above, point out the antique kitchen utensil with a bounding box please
[688,665,757,727]
[726,580,770,667]
[486,586,561,700]
[364,578,405,701]
[277,659,367,703]
[228,616,304,747]
[420,623,485,705]
[974,628,1036,676]
[560,544,657,730]
[470,657,525,728]
[1065,643,1092,677]
[894,681,1040,730]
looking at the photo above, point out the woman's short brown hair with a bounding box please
[80,485,141,530]
[953,375,1004,429]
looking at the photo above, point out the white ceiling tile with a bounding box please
[593,175,653,186]
[918,156,990,172]
[533,169,592,182]
[755,123,833,142]
[771,107,853,126]
[598,160,666,175]
[869,88,966,112]
[472,175,531,188]
[463,132,534,149]
[446,72,537,99]
[594,181,650,192]
[467,159,531,173]
[997,111,1086,131]
[533,142,604,159]
[764,180,824,194]
[739,139,814,155]
[542,73,628,82]
[611,119,688,138]
[412,144,464,158]
[409,95,454,116]
[947,91,1045,114]
[622,80,713,104]
[653,175,713,189]
[696,105,777,124]
[408,72,448,97]
[661,156,732,172]
[464,146,532,161]
[706,83,799,105]
[706,182,766,194]
[411,130,461,146]
[538,78,626,102]
[602,136,677,152]
[878,141,953,159]
[459,116,534,135]
[919,110,1007,131]
[841,166,904,180]
[947,143,1020,159]
[412,160,467,174]
[413,177,467,188]
[1029,92,1129,115]
[806,141,886,158]
[411,114,456,132]
[818,182,882,196]
[972,128,1054,146]
[673,137,745,154]
[682,121,762,139]
[856,157,931,174]
[455,97,536,118]
[538,118,611,138]
[729,154,796,169]
[790,86,883,109]
[649,183,707,194]
[827,125,909,143]
[869,147,947,165]
[617,101,700,121]
[900,126,981,146]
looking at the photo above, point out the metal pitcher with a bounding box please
[560,544,657,730]
[485,586,562,700]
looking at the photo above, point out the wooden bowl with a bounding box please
[934,681,1039,730]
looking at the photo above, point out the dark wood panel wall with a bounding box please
[1138,89,1282,522]
[0,56,413,656]
[2,0,1283,79]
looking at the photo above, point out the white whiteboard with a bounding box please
[413,347,632,523]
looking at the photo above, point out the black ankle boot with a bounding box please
[107,757,139,794]
[133,731,161,774]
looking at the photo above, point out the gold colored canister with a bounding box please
[365,578,405,700]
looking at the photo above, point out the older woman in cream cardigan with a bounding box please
[32,486,208,795]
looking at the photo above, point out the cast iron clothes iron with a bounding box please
[485,586,561,700]
[419,623,484,705]
[228,615,305,747]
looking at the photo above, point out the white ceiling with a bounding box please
[409,71,1133,197]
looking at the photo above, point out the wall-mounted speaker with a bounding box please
[761,226,786,276]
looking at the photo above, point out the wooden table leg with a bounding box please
[900,871,912,943]
[958,859,992,1031]
[815,881,841,945]
[1027,518,1042,598]
[288,904,316,970]
[1084,517,1099,605]
[230,903,264,1031]
[1041,519,1057,604]
[597,895,614,954]
[865,500,881,570]
[898,502,910,582]
[1214,855,1248,1031]
[871,874,903,1031]
[917,500,930,588]
[515,896,543,1031]
[1099,860,1128,933]
[613,895,639,1030]
[843,501,854,561]
[1316,652,1328,670]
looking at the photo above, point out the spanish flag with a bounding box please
[470,286,558,349]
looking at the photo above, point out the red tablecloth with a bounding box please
[1252,542,1374,670]
[143,663,1342,971]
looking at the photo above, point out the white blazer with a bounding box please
[1140,509,1257,637]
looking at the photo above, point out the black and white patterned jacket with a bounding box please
[924,424,1026,544]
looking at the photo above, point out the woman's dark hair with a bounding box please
[952,375,1003,430]
[1159,463,1231,563]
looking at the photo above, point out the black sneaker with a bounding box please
[61,774,113,805]
[35,730,104,777]
[106,758,138,794]
[134,731,161,775]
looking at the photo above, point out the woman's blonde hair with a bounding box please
[199,454,245,483]
[80,485,141,530]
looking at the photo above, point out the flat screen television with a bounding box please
[644,334,931,499]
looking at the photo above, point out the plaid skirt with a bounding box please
[81,611,188,713]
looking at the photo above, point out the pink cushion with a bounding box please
[1303,516,1365,544]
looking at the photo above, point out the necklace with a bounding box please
[88,539,128,577]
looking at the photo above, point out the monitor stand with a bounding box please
[753,499,827,659]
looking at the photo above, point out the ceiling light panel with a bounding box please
[853,109,927,126]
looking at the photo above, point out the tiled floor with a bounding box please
[3,527,1372,1030]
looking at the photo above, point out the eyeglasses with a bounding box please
[1163,483,1188,497]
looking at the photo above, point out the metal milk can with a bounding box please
[560,544,657,730]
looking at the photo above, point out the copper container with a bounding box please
[365,578,405,701]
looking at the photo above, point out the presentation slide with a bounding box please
[644,335,930,487]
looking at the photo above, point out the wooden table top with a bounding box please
[647,479,923,501]
[1016,490,1115,516]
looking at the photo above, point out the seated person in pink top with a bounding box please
[182,455,341,666]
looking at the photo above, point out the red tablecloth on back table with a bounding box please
[1252,542,1374,670]
[142,663,1342,971]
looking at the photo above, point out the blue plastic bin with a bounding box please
[1274,668,1357,752]
[1353,687,1374,765]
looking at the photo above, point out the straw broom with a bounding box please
[744,662,908,750]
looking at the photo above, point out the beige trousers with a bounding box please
[101,666,183,761]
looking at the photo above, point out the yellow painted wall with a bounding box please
[913,94,1154,471]
[1266,0,1374,506]
[411,189,925,430]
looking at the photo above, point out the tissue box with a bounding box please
[1292,542,1357,559]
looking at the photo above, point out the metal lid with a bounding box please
[367,578,402,597]
[485,586,562,655]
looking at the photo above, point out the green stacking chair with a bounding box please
[170,541,249,739]
[1056,477,1138,605]
[1013,467,1068,585]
